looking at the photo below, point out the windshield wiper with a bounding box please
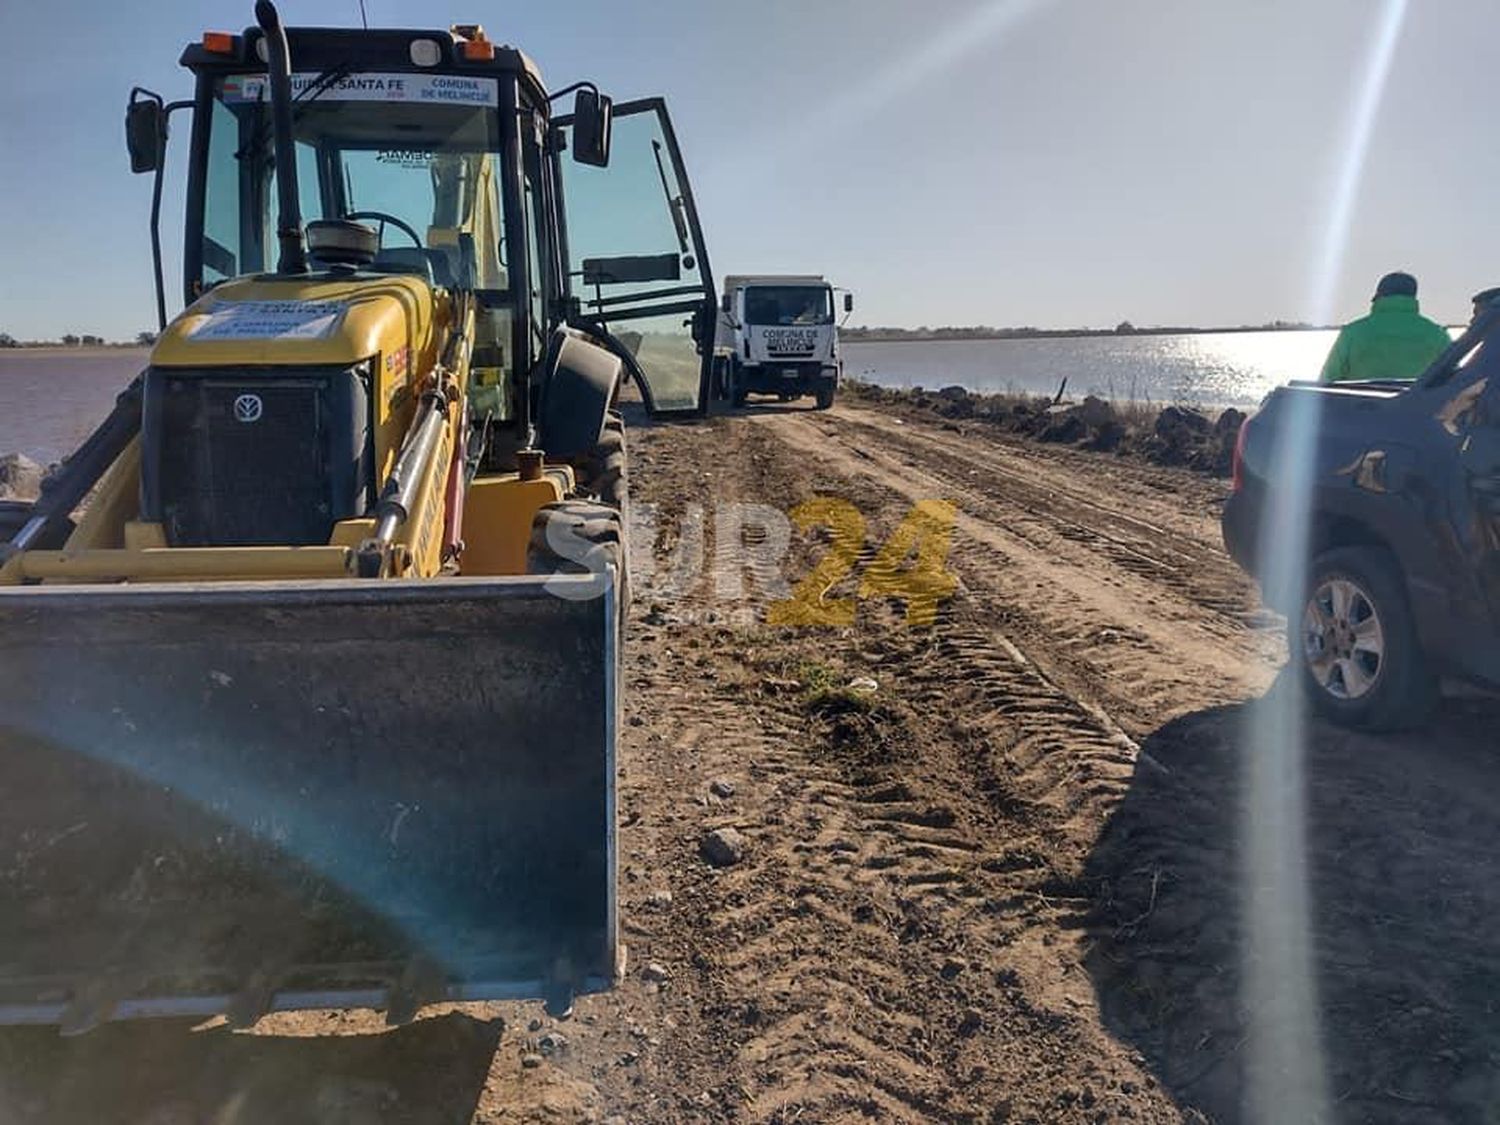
[235,62,354,163]
[650,140,691,257]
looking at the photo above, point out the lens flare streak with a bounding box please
[1309,0,1410,324]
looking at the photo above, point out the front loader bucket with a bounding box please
[0,575,617,1029]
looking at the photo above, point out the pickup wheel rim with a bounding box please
[1303,577,1385,701]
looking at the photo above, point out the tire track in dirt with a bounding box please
[830,405,1252,617]
[762,406,1277,736]
[671,661,1162,1124]
[823,404,1261,631]
[583,411,1184,1122]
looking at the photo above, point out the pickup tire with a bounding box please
[1292,547,1437,730]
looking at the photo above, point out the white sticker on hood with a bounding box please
[185,300,344,341]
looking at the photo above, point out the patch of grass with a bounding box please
[781,659,874,716]
[792,658,838,695]
[804,684,875,717]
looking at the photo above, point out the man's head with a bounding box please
[1374,271,1419,300]
[1472,287,1500,323]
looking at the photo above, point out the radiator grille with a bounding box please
[144,368,369,547]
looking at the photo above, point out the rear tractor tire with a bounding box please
[526,500,629,616]
[569,410,627,513]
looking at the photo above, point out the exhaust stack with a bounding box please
[255,0,307,273]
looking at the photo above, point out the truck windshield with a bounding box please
[199,72,508,291]
[744,286,832,326]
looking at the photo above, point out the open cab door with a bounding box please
[557,99,716,417]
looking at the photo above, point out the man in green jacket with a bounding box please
[1319,271,1451,383]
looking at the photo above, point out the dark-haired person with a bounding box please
[1470,286,1500,328]
[1319,271,1452,384]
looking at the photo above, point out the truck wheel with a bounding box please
[527,499,629,616]
[728,360,748,408]
[814,385,836,410]
[571,410,626,512]
[1293,547,1436,730]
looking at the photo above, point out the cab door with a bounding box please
[555,99,716,417]
[1461,371,1500,632]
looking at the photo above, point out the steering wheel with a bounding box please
[344,210,423,250]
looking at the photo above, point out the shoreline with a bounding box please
[843,378,1247,477]
[843,324,1336,343]
[0,346,150,359]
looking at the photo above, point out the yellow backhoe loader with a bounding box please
[0,1,717,1032]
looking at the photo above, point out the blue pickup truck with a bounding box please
[1222,308,1500,729]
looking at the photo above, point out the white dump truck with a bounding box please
[716,275,852,409]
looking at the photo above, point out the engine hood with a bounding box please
[152,273,440,370]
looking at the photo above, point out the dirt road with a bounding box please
[3,399,1496,1123]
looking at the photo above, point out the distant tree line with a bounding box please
[0,331,157,348]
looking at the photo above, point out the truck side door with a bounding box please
[555,99,716,417]
[1431,333,1500,637]
[1459,370,1500,631]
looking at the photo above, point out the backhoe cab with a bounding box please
[0,2,715,1031]
[105,2,716,570]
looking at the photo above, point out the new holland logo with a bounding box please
[233,393,264,424]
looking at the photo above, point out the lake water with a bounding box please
[0,333,1337,465]
[0,349,149,465]
[843,330,1340,408]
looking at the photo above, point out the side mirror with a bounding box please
[572,89,613,167]
[126,90,166,175]
[844,293,854,314]
[720,294,732,314]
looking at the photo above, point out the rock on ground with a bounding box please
[1215,406,1248,435]
[700,826,747,867]
[1070,395,1115,430]
[0,453,42,500]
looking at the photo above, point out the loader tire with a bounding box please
[527,500,629,617]
[571,411,627,513]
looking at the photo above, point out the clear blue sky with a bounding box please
[1,0,1494,340]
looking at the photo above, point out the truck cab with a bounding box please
[716,275,851,409]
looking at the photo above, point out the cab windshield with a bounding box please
[744,285,832,326]
[198,72,508,292]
